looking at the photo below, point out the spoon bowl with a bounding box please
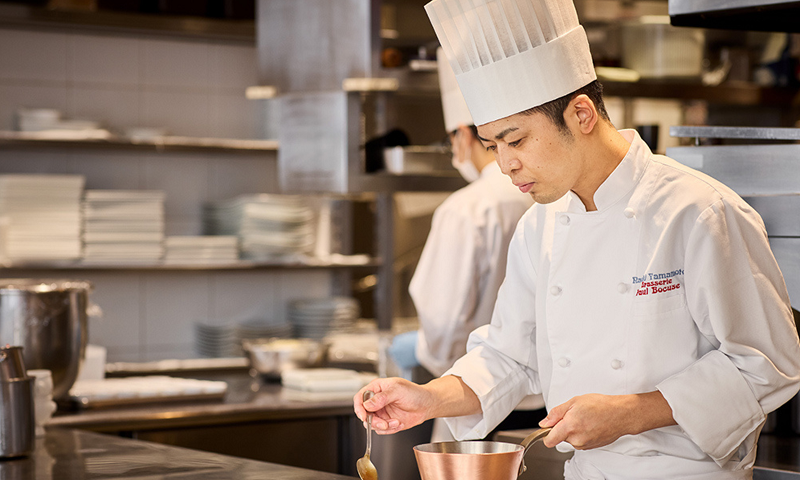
[356,390,379,480]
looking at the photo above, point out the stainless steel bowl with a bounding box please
[0,279,92,399]
[242,338,326,380]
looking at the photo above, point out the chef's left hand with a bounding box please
[538,391,676,450]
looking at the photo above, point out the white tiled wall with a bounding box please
[0,27,263,139]
[0,27,333,362]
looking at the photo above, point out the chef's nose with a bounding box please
[497,151,522,176]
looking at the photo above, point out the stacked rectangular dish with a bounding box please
[82,190,165,264]
[164,236,238,265]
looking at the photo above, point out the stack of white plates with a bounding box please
[195,319,294,358]
[235,319,294,341]
[82,190,165,264]
[288,297,359,340]
[164,236,238,265]
[0,174,85,262]
[204,195,314,261]
[194,322,238,358]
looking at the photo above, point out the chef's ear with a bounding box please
[566,94,598,136]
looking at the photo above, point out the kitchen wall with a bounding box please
[0,26,333,362]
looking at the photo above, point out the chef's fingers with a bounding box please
[364,388,393,414]
[370,414,401,432]
[539,399,571,428]
[375,424,404,435]
[353,391,366,421]
[354,379,389,419]
[540,400,572,448]
[542,420,570,448]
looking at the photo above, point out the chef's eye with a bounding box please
[508,139,522,148]
[485,145,496,152]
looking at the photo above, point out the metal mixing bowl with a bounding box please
[242,338,326,380]
[0,279,92,399]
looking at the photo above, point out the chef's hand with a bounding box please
[354,375,481,435]
[538,391,676,450]
[354,377,432,435]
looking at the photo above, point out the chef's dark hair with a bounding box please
[520,80,609,136]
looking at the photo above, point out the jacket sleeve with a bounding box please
[410,203,482,377]
[442,219,542,440]
[657,199,800,466]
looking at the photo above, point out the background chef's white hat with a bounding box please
[426,0,596,126]
[437,47,474,132]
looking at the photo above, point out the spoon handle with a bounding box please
[363,390,375,457]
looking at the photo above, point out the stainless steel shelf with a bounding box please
[669,0,800,33]
[602,80,800,106]
[0,3,255,43]
[376,69,800,106]
[670,126,800,141]
[0,131,278,154]
[0,257,380,272]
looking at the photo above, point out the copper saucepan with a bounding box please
[414,427,551,480]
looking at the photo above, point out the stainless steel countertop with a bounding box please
[1,428,354,479]
[49,373,355,432]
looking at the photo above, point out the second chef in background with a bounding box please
[389,48,535,441]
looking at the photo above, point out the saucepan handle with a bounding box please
[518,427,552,477]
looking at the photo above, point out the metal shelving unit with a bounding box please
[0,3,255,43]
[0,131,278,154]
[0,257,381,272]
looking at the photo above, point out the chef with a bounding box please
[354,0,800,478]
[389,48,536,441]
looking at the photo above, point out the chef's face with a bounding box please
[476,111,583,204]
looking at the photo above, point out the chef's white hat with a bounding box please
[426,0,596,126]
[437,47,474,132]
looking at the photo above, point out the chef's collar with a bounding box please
[565,129,651,214]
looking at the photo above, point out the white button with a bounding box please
[617,283,629,294]
[559,215,570,226]
[550,286,562,296]
[623,208,635,219]
[558,358,571,368]
[611,359,623,370]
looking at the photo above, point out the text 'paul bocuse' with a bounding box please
[632,269,685,297]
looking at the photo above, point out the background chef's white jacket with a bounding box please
[410,161,534,377]
[444,130,800,478]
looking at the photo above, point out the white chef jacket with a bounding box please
[410,161,534,377]
[444,130,800,479]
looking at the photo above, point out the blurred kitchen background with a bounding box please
[0,0,796,364]
[0,1,799,478]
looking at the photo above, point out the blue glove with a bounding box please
[389,330,420,370]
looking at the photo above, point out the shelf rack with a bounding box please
[0,257,381,272]
[0,3,254,43]
[0,131,278,154]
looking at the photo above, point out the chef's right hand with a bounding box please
[353,377,432,435]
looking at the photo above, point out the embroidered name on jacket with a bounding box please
[632,269,684,297]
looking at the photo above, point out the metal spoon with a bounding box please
[356,390,378,480]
